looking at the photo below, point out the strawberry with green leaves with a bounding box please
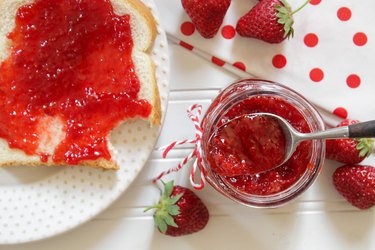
[145,180,209,237]
[326,119,374,164]
[236,0,310,43]
[333,165,375,209]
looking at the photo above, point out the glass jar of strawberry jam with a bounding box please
[200,79,325,207]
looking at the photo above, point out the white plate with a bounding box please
[0,0,169,244]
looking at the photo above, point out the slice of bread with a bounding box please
[0,0,161,169]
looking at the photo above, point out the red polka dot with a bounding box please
[337,7,351,21]
[221,25,236,39]
[179,41,194,51]
[346,74,361,88]
[353,32,367,46]
[233,62,246,71]
[310,0,321,5]
[304,33,319,47]
[333,107,348,119]
[180,21,195,36]
[272,54,287,69]
[309,68,324,82]
[212,56,225,67]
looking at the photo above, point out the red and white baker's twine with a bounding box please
[153,104,206,190]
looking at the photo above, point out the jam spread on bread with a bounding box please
[0,0,152,164]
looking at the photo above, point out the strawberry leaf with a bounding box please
[157,218,168,234]
[165,214,178,228]
[275,5,288,14]
[163,180,174,198]
[285,18,293,28]
[169,193,183,204]
[284,18,294,38]
[167,205,180,216]
[290,27,295,38]
[356,138,374,157]
[278,17,286,24]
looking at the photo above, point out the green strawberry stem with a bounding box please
[291,0,311,15]
[144,204,162,212]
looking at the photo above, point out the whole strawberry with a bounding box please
[326,119,374,164]
[236,0,309,43]
[333,165,375,209]
[145,180,209,236]
[181,0,231,38]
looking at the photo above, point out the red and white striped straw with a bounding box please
[166,32,254,79]
[153,104,206,190]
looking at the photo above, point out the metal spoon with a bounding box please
[223,113,375,172]
[217,113,375,174]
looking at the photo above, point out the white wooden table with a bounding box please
[1,44,374,250]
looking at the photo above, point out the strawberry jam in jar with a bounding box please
[200,79,325,207]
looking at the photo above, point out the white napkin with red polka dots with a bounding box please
[156,0,375,122]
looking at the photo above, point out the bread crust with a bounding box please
[127,0,161,125]
[0,158,119,170]
[150,60,162,125]
[127,0,157,47]
[0,0,161,169]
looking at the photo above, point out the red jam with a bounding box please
[208,114,286,176]
[0,0,152,164]
[208,96,312,195]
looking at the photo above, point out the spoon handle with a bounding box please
[296,120,375,141]
[297,126,349,140]
[349,120,375,138]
